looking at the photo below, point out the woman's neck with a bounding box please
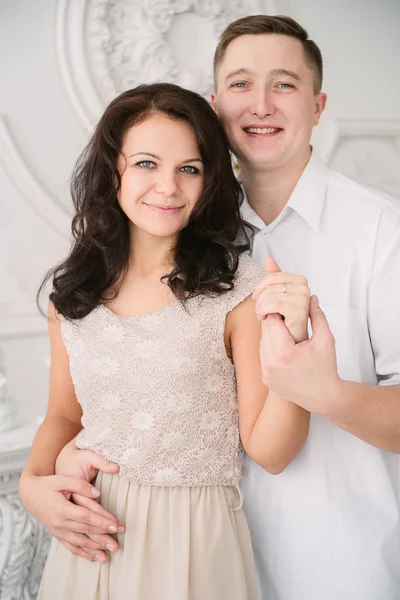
[127,228,176,278]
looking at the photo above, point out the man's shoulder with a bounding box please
[326,167,400,219]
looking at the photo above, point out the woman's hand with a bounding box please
[253,257,311,343]
[55,436,119,487]
[19,471,123,562]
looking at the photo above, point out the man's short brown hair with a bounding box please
[213,15,323,93]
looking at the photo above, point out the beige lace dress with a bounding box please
[38,253,265,600]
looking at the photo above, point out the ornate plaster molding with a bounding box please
[315,118,400,197]
[0,116,70,238]
[0,493,51,598]
[0,425,51,598]
[56,0,283,132]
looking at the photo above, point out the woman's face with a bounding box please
[117,113,204,241]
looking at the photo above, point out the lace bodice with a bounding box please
[62,253,265,487]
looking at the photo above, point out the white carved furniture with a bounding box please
[0,424,50,600]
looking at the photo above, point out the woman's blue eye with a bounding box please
[136,161,155,168]
[180,166,199,174]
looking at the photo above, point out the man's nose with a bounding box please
[250,88,276,119]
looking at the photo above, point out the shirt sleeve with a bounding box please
[367,205,400,386]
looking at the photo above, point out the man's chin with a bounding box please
[236,151,284,172]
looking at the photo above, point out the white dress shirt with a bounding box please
[241,151,400,600]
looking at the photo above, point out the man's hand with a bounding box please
[19,472,123,563]
[261,295,342,414]
[254,257,311,343]
[52,438,123,562]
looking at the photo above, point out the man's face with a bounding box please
[212,34,326,171]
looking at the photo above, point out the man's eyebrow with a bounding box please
[224,67,301,83]
[224,68,255,82]
[268,68,301,81]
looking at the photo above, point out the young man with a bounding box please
[211,15,400,600]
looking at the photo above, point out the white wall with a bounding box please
[1,0,399,428]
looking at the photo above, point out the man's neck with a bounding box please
[239,149,312,225]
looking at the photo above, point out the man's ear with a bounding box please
[314,92,327,126]
[210,91,217,113]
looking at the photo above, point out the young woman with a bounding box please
[21,83,310,599]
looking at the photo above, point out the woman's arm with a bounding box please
[226,261,311,474]
[19,301,122,562]
[23,302,84,477]
[228,296,310,474]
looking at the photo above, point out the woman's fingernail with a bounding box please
[95,555,103,562]
[117,526,125,533]
[91,487,101,497]
[106,544,116,552]
[312,295,319,307]
[108,525,117,532]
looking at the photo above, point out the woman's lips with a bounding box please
[145,203,184,215]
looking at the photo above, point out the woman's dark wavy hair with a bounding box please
[39,83,250,320]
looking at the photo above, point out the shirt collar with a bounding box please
[240,151,330,234]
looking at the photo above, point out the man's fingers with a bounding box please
[72,493,120,522]
[64,541,108,564]
[54,475,101,499]
[61,540,96,562]
[87,532,119,553]
[62,503,121,534]
[61,532,110,560]
[265,313,296,353]
[65,525,119,551]
[309,296,334,340]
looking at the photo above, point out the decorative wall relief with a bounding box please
[0,117,70,338]
[0,354,19,433]
[0,426,51,599]
[0,492,51,599]
[56,0,284,132]
[315,119,400,199]
[0,117,71,238]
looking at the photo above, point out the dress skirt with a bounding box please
[38,472,258,600]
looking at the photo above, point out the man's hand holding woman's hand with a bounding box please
[254,257,311,343]
[19,439,122,563]
[255,257,341,413]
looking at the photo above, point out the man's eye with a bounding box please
[180,166,199,174]
[136,161,156,168]
[231,82,247,88]
[276,83,294,89]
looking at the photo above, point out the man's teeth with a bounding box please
[245,127,279,134]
